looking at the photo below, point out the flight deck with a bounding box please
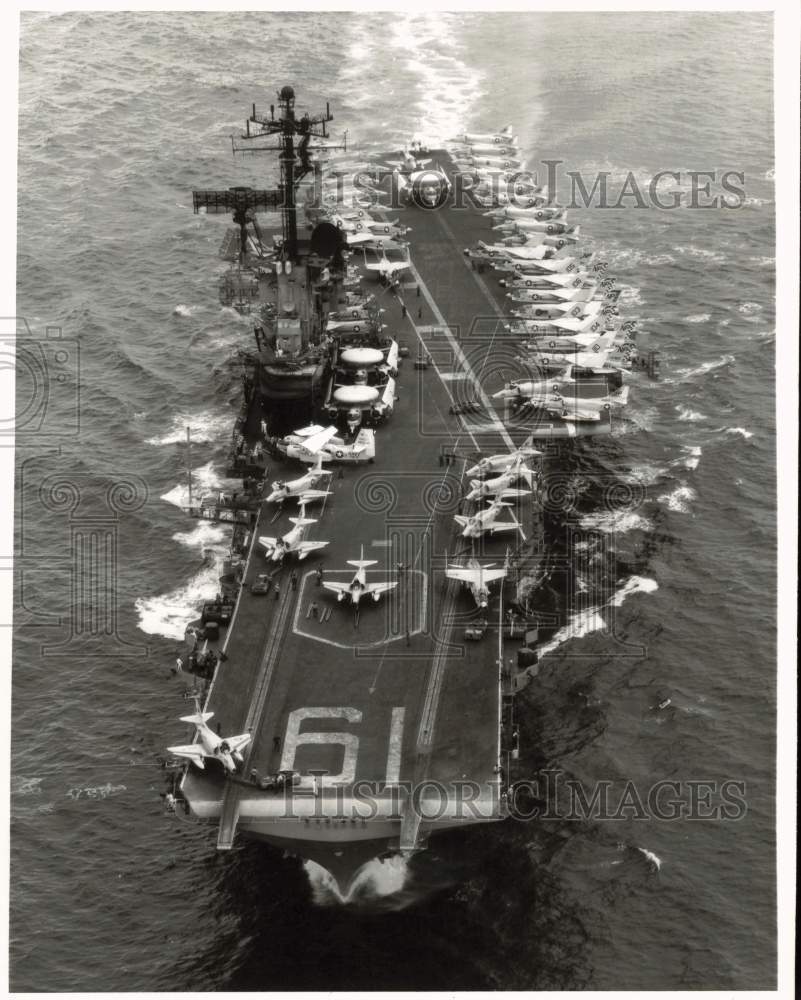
[181,153,538,872]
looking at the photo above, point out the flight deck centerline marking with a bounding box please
[373,201,513,454]
[430,199,516,414]
[405,257,515,451]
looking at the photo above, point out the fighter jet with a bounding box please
[504,272,590,292]
[515,301,606,325]
[365,252,411,279]
[457,141,520,157]
[462,154,524,171]
[265,454,333,504]
[345,228,408,247]
[509,285,602,311]
[451,126,515,144]
[511,385,629,423]
[493,369,578,402]
[384,145,453,208]
[512,310,605,338]
[510,299,597,321]
[454,492,529,540]
[467,242,581,267]
[519,329,620,358]
[446,558,508,610]
[167,703,251,773]
[464,456,536,501]
[323,546,398,605]
[258,502,329,562]
[485,204,564,222]
[502,255,594,276]
[466,446,542,478]
[499,219,578,239]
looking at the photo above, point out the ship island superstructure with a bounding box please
[168,85,653,892]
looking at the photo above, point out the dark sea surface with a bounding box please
[12,11,776,991]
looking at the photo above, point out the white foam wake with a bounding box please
[675,405,707,422]
[539,576,658,658]
[388,13,486,147]
[673,354,735,381]
[145,410,232,446]
[136,470,237,640]
[657,484,696,513]
[536,608,607,659]
[721,426,754,440]
[304,855,410,906]
[160,461,241,509]
[135,553,226,641]
[608,575,659,606]
[579,509,652,534]
[637,847,662,871]
[674,444,702,470]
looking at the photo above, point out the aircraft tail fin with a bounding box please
[179,711,214,726]
[289,516,317,527]
[349,545,377,570]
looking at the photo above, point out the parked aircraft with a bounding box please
[266,454,333,503]
[167,702,251,773]
[454,492,529,540]
[323,546,398,605]
[259,502,329,562]
[446,558,507,610]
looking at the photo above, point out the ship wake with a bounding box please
[304,855,413,908]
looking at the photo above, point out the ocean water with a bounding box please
[11,11,776,990]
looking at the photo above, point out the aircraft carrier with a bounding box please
[169,85,649,893]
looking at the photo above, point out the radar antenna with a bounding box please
[230,85,347,261]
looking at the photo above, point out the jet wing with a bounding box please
[167,745,206,768]
[447,567,506,584]
[478,568,508,583]
[365,581,398,596]
[550,314,602,333]
[291,424,327,438]
[295,540,330,557]
[500,245,550,260]
[555,407,602,422]
[225,733,251,754]
[301,425,339,455]
[258,536,277,550]
[322,581,351,595]
[345,231,378,245]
